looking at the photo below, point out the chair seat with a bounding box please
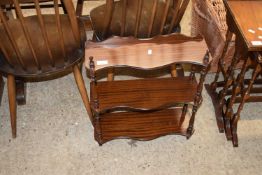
[90,0,177,40]
[0,15,86,77]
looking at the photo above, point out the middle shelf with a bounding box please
[91,76,197,113]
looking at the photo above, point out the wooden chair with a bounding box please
[1,0,67,13]
[0,0,71,106]
[85,34,211,145]
[75,0,103,32]
[90,0,190,41]
[0,0,92,138]
[0,7,6,106]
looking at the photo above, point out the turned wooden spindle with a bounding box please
[89,56,102,145]
[187,52,210,138]
[223,55,250,140]
[211,30,233,90]
[231,62,261,147]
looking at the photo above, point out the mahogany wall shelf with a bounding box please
[85,34,210,145]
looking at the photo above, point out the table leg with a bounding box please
[223,56,250,140]
[231,61,261,147]
[207,30,233,133]
[0,74,4,105]
[218,49,240,104]
[107,68,114,81]
[211,30,233,91]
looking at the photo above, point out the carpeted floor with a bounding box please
[1,1,262,175]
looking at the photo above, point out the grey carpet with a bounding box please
[1,72,262,175]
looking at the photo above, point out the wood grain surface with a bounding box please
[85,34,208,70]
[227,1,262,51]
[92,77,197,113]
[97,108,190,145]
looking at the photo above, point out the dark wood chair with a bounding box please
[2,0,67,13]
[0,0,92,138]
[85,34,211,145]
[90,0,190,41]
[0,1,70,105]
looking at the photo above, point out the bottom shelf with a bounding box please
[94,107,192,145]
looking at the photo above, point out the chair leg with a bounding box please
[60,0,68,14]
[76,0,84,17]
[7,75,17,138]
[72,65,93,120]
[171,64,177,77]
[15,79,26,105]
[0,74,5,106]
[107,68,114,81]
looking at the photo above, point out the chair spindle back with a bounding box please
[94,0,190,40]
[0,0,81,73]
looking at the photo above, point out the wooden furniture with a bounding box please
[90,0,190,41]
[76,0,101,16]
[1,0,67,13]
[206,0,262,146]
[0,0,69,105]
[85,34,211,145]
[0,0,92,138]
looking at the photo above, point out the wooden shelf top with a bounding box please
[225,1,262,51]
[91,77,197,113]
[85,34,209,70]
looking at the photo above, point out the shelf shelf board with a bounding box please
[92,76,197,113]
[97,107,191,144]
